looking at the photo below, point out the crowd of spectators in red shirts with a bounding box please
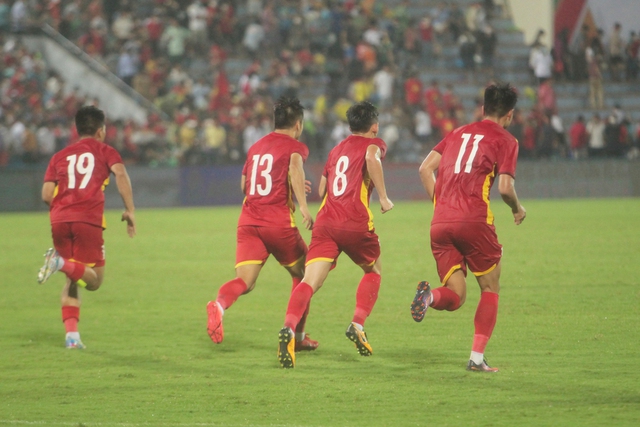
[0,0,639,168]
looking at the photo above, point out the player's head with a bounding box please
[346,101,379,135]
[273,96,304,137]
[483,83,518,127]
[75,105,106,141]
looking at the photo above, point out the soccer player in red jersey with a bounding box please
[277,101,394,368]
[206,97,318,351]
[412,83,526,372]
[38,105,136,349]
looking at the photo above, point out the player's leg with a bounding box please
[207,226,266,344]
[412,223,465,321]
[267,226,318,351]
[464,223,503,372]
[343,230,382,357]
[467,262,501,372]
[285,258,319,351]
[279,259,332,368]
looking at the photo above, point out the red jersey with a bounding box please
[238,132,309,228]
[432,119,518,225]
[315,135,387,232]
[44,137,123,228]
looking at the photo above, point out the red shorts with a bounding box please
[430,221,502,284]
[235,226,307,268]
[52,222,105,267]
[306,226,380,268]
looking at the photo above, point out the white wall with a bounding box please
[508,0,554,45]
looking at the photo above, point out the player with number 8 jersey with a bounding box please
[277,101,394,368]
[38,105,136,349]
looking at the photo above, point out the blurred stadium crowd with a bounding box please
[0,0,639,168]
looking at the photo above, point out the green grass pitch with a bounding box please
[0,199,639,426]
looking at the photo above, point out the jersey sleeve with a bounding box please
[497,136,519,178]
[44,157,57,182]
[432,136,449,154]
[294,141,309,162]
[105,145,124,169]
[373,138,387,159]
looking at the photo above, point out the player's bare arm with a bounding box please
[498,174,526,225]
[111,163,136,237]
[289,152,313,230]
[365,145,393,213]
[318,175,327,199]
[240,174,247,193]
[41,181,56,206]
[419,150,442,202]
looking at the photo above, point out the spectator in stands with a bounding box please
[116,46,140,87]
[373,64,394,109]
[569,115,588,160]
[537,78,557,114]
[626,31,640,81]
[403,69,422,111]
[608,23,625,81]
[111,8,135,41]
[477,24,497,68]
[604,114,626,157]
[586,113,606,157]
[586,39,604,109]
[161,18,190,65]
[10,0,27,32]
[242,17,265,57]
[186,0,209,54]
[529,36,553,85]
[447,2,466,43]
[569,25,589,81]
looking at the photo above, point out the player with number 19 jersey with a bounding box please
[432,120,518,226]
[44,137,123,229]
[315,135,387,232]
[238,132,309,229]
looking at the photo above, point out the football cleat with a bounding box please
[277,327,295,368]
[65,337,86,349]
[466,358,499,372]
[410,281,432,322]
[345,322,372,356]
[294,334,319,352]
[38,248,61,284]
[206,301,224,344]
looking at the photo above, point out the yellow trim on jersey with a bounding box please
[360,179,374,231]
[235,260,264,268]
[442,264,462,284]
[482,169,496,225]
[53,184,59,198]
[318,193,328,212]
[287,173,296,228]
[305,257,335,266]
[282,255,305,268]
[472,263,497,277]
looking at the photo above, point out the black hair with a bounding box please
[75,105,106,136]
[273,96,304,129]
[483,83,518,118]
[346,101,379,133]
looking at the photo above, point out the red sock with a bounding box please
[216,277,248,310]
[430,286,461,311]
[292,277,310,334]
[284,282,314,330]
[60,259,86,282]
[352,272,381,326]
[472,292,499,354]
[62,306,79,333]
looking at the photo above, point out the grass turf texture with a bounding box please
[0,199,638,427]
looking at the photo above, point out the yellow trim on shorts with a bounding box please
[305,257,335,266]
[69,258,96,268]
[442,264,462,284]
[472,263,497,277]
[282,255,305,268]
[235,260,264,268]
